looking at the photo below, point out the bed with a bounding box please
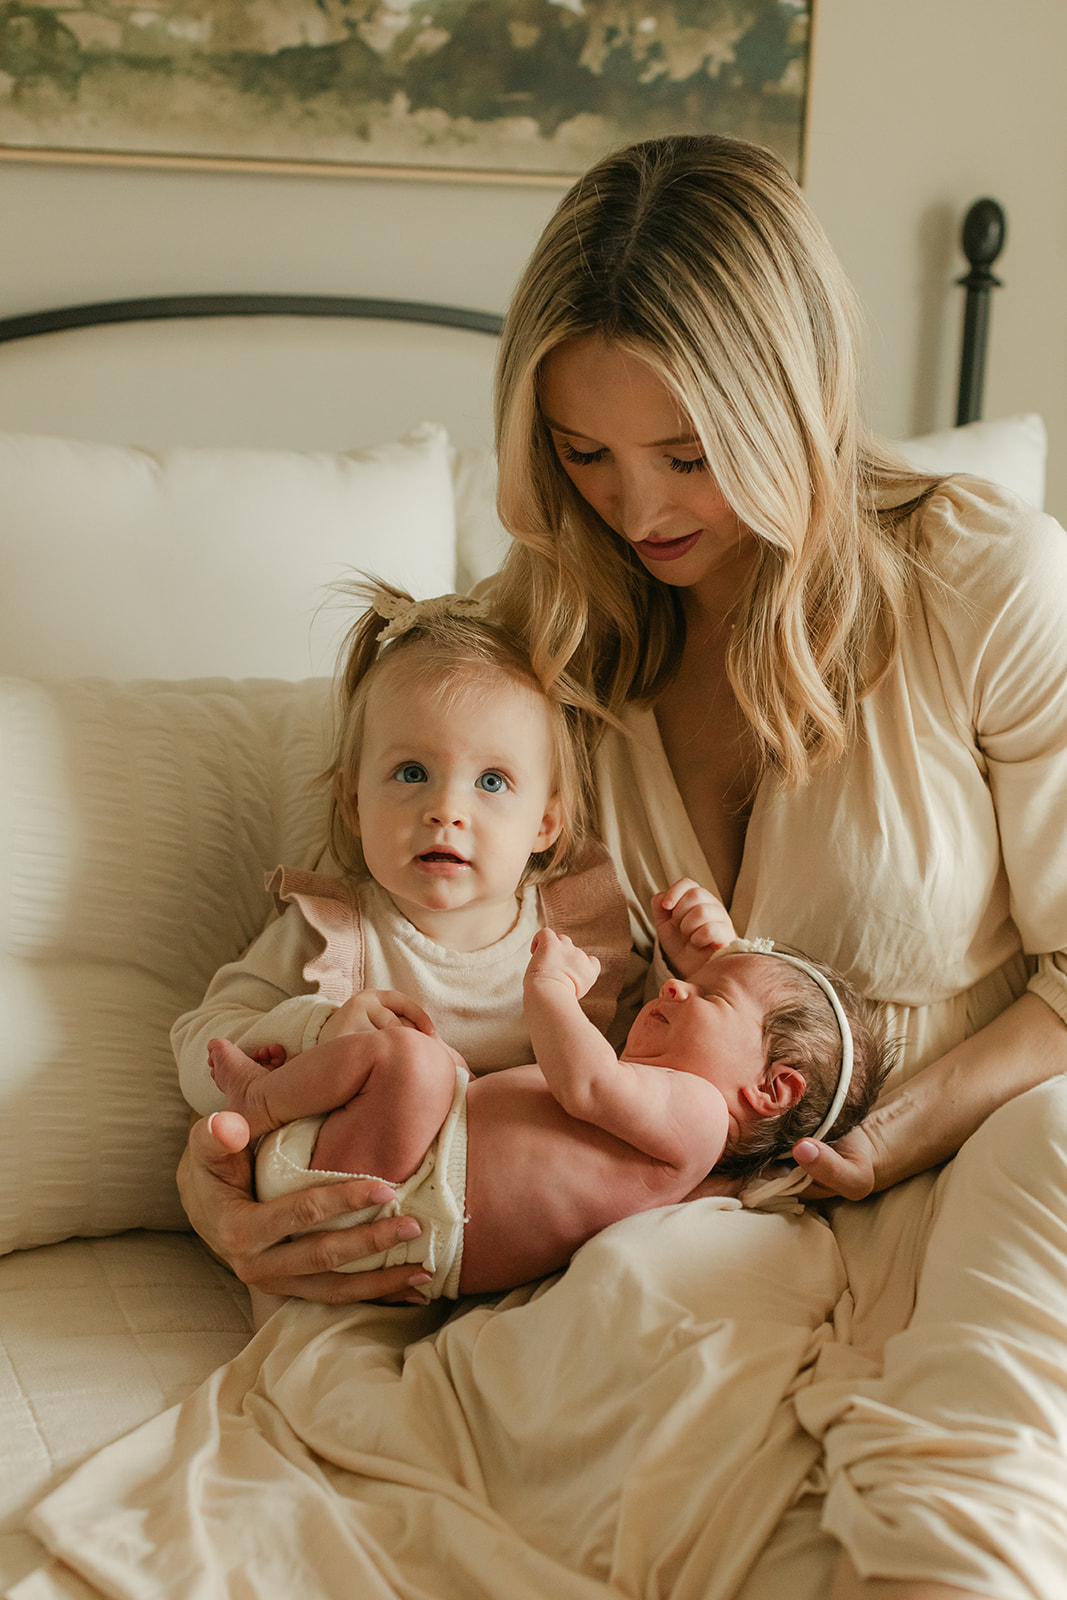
[0,201,1053,1597]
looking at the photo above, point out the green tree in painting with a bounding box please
[0,4,83,96]
[0,0,808,172]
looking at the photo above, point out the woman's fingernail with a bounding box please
[207,1113,220,1138]
[368,1184,396,1205]
[395,1219,421,1242]
[794,1141,819,1161]
[407,1272,431,1287]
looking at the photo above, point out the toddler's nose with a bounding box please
[425,784,468,828]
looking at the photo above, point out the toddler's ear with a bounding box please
[535,793,565,852]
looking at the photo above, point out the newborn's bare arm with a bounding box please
[523,930,728,1171]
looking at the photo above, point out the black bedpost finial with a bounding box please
[955,198,1007,426]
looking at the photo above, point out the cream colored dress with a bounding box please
[594,476,1067,1593]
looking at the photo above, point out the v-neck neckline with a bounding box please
[627,703,769,923]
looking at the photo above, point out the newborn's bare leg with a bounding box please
[209,1031,459,1184]
[310,1029,459,1182]
[208,1038,292,1140]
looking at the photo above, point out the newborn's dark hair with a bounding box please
[714,955,896,1181]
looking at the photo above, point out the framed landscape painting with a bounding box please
[0,0,811,184]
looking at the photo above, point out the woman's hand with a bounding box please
[792,1124,879,1201]
[177,1111,433,1304]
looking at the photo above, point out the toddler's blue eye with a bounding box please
[396,763,427,784]
[476,771,508,793]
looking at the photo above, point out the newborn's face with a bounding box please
[625,955,778,1130]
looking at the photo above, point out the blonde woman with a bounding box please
[489,135,1067,1600]
[177,138,1067,1600]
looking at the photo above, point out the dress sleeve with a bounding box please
[538,838,633,1042]
[171,895,338,1115]
[927,484,1067,1024]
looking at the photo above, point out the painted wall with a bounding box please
[0,0,1062,517]
[804,0,1066,519]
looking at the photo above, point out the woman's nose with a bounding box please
[615,467,673,543]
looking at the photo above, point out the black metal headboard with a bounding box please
[0,294,503,345]
[955,200,1007,426]
[0,196,1003,424]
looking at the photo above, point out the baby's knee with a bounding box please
[369,1027,455,1092]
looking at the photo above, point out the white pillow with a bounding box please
[0,674,332,1254]
[898,413,1047,510]
[452,446,509,592]
[0,424,457,682]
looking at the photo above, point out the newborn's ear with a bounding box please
[741,1062,805,1118]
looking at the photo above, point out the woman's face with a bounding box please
[538,334,755,605]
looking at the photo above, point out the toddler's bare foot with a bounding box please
[207,1038,279,1140]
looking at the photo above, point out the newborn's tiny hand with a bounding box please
[653,879,735,979]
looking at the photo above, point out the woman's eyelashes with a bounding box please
[557,440,707,474]
[559,442,606,466]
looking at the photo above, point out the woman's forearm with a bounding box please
[863,991,1067,1191]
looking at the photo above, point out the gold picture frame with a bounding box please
[0,1,811,185]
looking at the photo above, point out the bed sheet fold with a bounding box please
[11,1198,847,1600]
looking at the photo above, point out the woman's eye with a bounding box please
[560,442,607,467]
[668,456,707,475]
[395,763,427,784]
[476,771,509,794]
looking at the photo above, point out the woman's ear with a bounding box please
[535,793,565,852]
[740,1062,806,1118]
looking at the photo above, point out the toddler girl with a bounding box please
[172,580,634,1128]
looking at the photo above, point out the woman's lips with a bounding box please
[633,531,702,562]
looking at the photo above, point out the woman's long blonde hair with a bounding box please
[493,134,940,786]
